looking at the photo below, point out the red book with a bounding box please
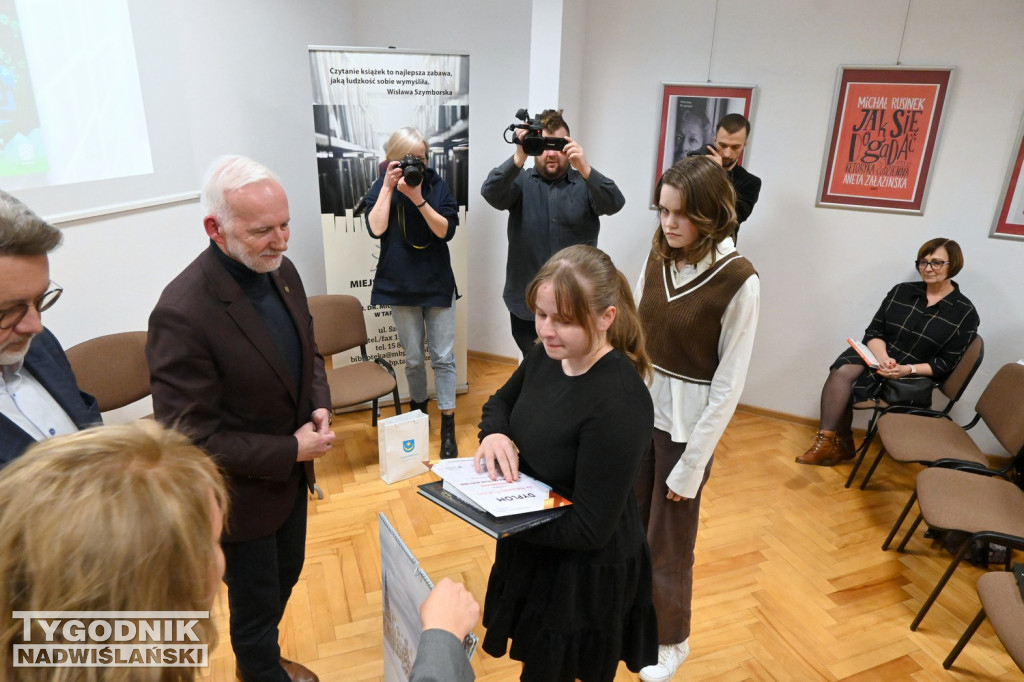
[847,338,880,369]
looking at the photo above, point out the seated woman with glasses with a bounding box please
[797,237,980,466]
[365,127,461,459]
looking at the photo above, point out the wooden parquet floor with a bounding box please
[204,356,1021,681]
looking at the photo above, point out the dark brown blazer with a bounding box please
[147,246,330,542]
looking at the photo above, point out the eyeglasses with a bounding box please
[0,283,63,330]
[915,260,949,270]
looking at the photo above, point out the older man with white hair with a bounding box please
[147,156,334,682]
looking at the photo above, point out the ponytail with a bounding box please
[609,270,651,379]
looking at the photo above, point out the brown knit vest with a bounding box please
[638,251,757,383]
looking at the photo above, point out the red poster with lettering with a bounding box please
[818,68,952,213]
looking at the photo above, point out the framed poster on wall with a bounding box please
[653,83,755,200]
[990,114,1024,241]
[817,66,953,214]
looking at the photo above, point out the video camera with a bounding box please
[504,108,568,156]
[398,154,425,187]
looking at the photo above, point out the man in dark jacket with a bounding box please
[147,156,335,682]
[482,109,625,356]
[0,190,99,467]
[706,113,762,242]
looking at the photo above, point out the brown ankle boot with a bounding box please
[796,430,841,466]
[835,432,856,461]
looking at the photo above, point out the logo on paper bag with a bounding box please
[402,439,415,453]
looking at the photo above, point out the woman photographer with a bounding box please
[365,127,460,458]
[797,237,979,465]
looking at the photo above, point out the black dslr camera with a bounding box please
[398,154,425,187]
[686,143,717,157]
[504,108,568,156]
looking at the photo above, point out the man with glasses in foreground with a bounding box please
[0,190,100,467]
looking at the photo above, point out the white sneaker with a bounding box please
[639,639,690,682]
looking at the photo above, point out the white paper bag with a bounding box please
[378,410,430,484]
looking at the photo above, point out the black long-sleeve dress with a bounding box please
[477,344,658,682]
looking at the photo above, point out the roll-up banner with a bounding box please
[309,47,470,405]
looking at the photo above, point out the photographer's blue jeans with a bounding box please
[391,295,457,411]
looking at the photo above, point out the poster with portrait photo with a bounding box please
[653,83,754,202]
[990,113,1024,241]
[817,66,952,214]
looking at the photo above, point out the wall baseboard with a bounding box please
[736,404,818,429]
[467,349,519,365]
[736,403,869,439]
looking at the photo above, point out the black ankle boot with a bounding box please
[440,413,458,459]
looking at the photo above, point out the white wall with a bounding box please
[43,0,359,347]
[553,0,1024,444]
[529,0,562,109]
[33,0,1024,444]
[43,0,530,337]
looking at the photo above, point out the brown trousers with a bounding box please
[634,429,713,644]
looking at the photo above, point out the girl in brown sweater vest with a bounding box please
[634,158,760,682]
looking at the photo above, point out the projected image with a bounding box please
[0,0,152,190]
[0,0,48,177]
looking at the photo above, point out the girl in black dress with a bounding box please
[474,244,658,681]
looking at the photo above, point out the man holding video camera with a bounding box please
[482,109,625,356]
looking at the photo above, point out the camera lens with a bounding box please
[520,137,541,156]
[403,165,423,187]
[399,155,424,187]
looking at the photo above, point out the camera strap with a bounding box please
[397,204,432,250]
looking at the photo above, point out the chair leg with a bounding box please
[391,386,402,416]
[943,608,986,669]
[883,491,918,551]
[845,418,879,487]
[910,536,972,631]
[371,398,379,427]
[859,448,888,490]
[896,513,923,553]
[844,432,872,488]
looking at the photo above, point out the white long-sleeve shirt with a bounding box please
[635,238,760,498]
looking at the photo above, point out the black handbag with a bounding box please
[879,375,936,407]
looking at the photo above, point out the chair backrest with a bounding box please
[64,331,150,413]
[307,295,369,356]
[938,335,984,404]
[976,362,1024,457]
[977,571,1024,671]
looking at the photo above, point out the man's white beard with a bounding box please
[0,333,35,366]
[226,242,282,274]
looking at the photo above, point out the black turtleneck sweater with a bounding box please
[210,243,302,393]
